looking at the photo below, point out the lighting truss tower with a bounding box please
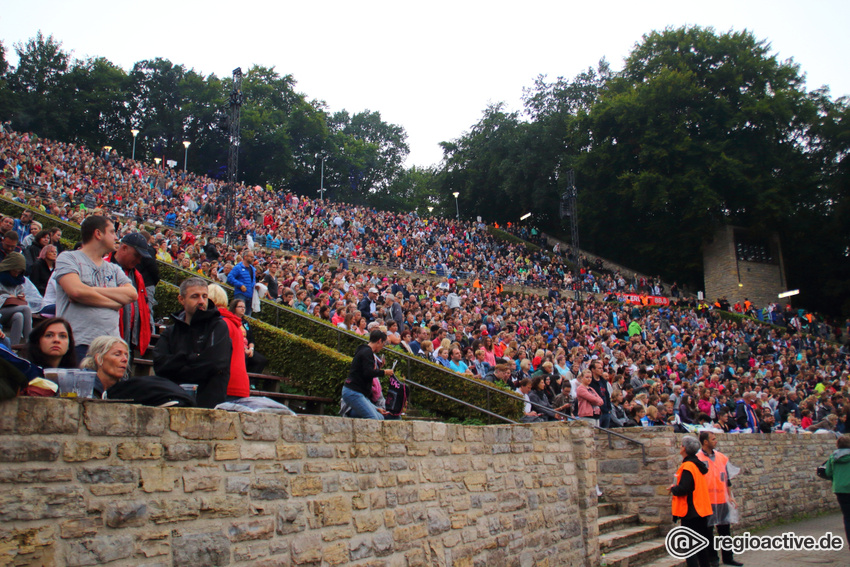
[560,169,581,299]
[225,67,243,245]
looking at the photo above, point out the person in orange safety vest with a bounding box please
[698,431,743,567]
[669,435,712,567]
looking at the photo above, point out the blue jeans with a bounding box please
[342,386,383,420]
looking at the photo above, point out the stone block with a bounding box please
[139,464,180,492]
[251,477,289,500]
[354,420,383,443]
[428,508,451,535]
[117,441,163,460]
[241,443,277,460]
[233,541,270,562]
[149,497,200,524]
[89,483,135,496]
[393,524,428,544]
[354,511,383,533]
[85,402,165,436]
[291,475,324,497]
[226,476,250,495]
[59,517,101,539]
[240,412,281,441]
[63,441,111,462]
[277,502,306,535]
[276,443,306,460]
[0,466,73,483]
[214,443,239,460]
[322,417,354,443]
[199,495,249,518]
[598,458,641,475]
[169,408,236,440]
[182,464,220,493]
[0,439,60,462]
[0,524,56,566]
[65,534,134,566]
[0,485,85,522]
[165,442,212,461]
[227,517,275,542]
[172,532,230,567]
[105,500,149,528]
[6,397,80,434]
[323,540,349,565]
[307,495,351,527]
[373,530,395,556]
[290,533,322,564]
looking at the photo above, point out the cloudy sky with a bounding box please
[2,0,848,167]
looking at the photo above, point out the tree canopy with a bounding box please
[433,27,849,315]
[0,33,409,201]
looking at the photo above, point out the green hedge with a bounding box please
[155,281,523,421]
[487,225,542,252]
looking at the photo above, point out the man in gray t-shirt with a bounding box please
[55,216,137,361]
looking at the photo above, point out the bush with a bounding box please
[154,281,523,421]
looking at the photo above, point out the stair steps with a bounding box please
[598,503,685,567]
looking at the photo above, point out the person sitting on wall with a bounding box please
[341,329,394,420]
[82,335,194,407]
[153,277,231,409]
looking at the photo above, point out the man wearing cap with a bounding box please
[54,216,137,361]
[107,233,153,358]
[358,287,378,324]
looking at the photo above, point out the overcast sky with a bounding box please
[2,0,848,168]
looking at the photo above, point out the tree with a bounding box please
[8,32,71,137]
[576,26,825,286]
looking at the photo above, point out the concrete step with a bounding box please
[600,538,669,567]
[638,554,686,567]
[598,503,620,518]
[598,513,640,535]
[599,524,662,553]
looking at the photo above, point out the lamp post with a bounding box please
[317,152,327,200]
[182,141,191,173]
[427,206,433,215]
[154,157,161,170]
[131,129,139,161]
[452,191,459,219]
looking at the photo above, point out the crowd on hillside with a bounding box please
[2,126,849,432]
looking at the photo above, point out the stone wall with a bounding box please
[703,226,787,307]
[595,428,838,530]
[0,398,597,567]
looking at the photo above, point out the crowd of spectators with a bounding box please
[2,126,849,433]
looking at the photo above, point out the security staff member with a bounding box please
[698,432,743,567]
[669,435,712,567]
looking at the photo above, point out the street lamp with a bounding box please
[520,213,531,221]
[154,157,161,170]
[182,141,191,173]
[317,152,327,200]
[452,191,460,219]
[427,206,433,215]
[131,129,139,161]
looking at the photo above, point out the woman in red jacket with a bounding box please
[208,284,250,400]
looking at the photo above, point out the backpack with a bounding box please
[384,375,409,417]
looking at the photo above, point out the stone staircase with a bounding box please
[598,503,684,567]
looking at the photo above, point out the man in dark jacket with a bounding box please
[342,329,394,420]
[153,277,231,409]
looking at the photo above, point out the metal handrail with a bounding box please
[403,378,518,424]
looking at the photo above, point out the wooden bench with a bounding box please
[131,358,330,414]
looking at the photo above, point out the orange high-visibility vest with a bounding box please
[672,461,712,518]
[696,450,729,505]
